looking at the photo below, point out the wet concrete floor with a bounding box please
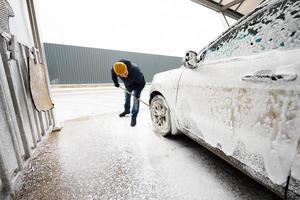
[14,87,281,200]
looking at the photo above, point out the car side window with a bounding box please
[205,0,300,61]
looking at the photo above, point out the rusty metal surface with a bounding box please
[29,58,53,111]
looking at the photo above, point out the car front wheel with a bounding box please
[150,95,171,136]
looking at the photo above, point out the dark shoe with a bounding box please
[119,111,130,117]
[130,118,136,127]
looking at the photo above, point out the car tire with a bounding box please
[150,95,171,136]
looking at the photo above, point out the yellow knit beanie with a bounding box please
[113,62,127,75]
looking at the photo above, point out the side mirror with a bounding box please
[199,50,207,62]
[182,50,198,69]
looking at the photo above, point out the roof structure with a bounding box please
[191,0,267,20]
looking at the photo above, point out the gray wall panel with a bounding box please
[0,91,19,178]
[44,43,182,84]
[0,38,56,197]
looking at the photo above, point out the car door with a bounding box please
[176,0,300,192]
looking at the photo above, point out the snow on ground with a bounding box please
[51,85,151,123]
[15,86,280,200]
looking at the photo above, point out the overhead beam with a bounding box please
[221,0,243,11]
[191,0,243,20]
[235,0,246,11]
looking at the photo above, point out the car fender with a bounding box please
[150,68,185,134]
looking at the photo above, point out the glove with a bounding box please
[114,83,120,88]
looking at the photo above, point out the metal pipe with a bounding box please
[0,65,23,170]
[0,37,32,158]
[0,152,13,197]
[119,86,149,107]
[221,11,230,27]
[221,0,243,11]
[26,0,61,132]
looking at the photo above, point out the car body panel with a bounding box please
[175,49,300,197]
[289,140,300,198]
[150,68,185,134]
[149,0,300,198]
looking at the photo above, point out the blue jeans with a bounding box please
[124,90,142,119]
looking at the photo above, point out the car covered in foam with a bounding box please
[149,0,300,199]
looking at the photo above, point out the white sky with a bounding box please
[35,0,235,57]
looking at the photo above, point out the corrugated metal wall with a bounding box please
[44,43,182,84]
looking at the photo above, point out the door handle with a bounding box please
[242,74,297,82]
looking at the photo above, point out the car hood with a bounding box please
[152,68,182,84]
[150,67,185,96]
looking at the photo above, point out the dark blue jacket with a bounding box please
[111,59,145,92]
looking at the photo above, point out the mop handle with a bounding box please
[119,86,150,107]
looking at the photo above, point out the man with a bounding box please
[111,59,145,127]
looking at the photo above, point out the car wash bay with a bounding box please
[14,86,280,200]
